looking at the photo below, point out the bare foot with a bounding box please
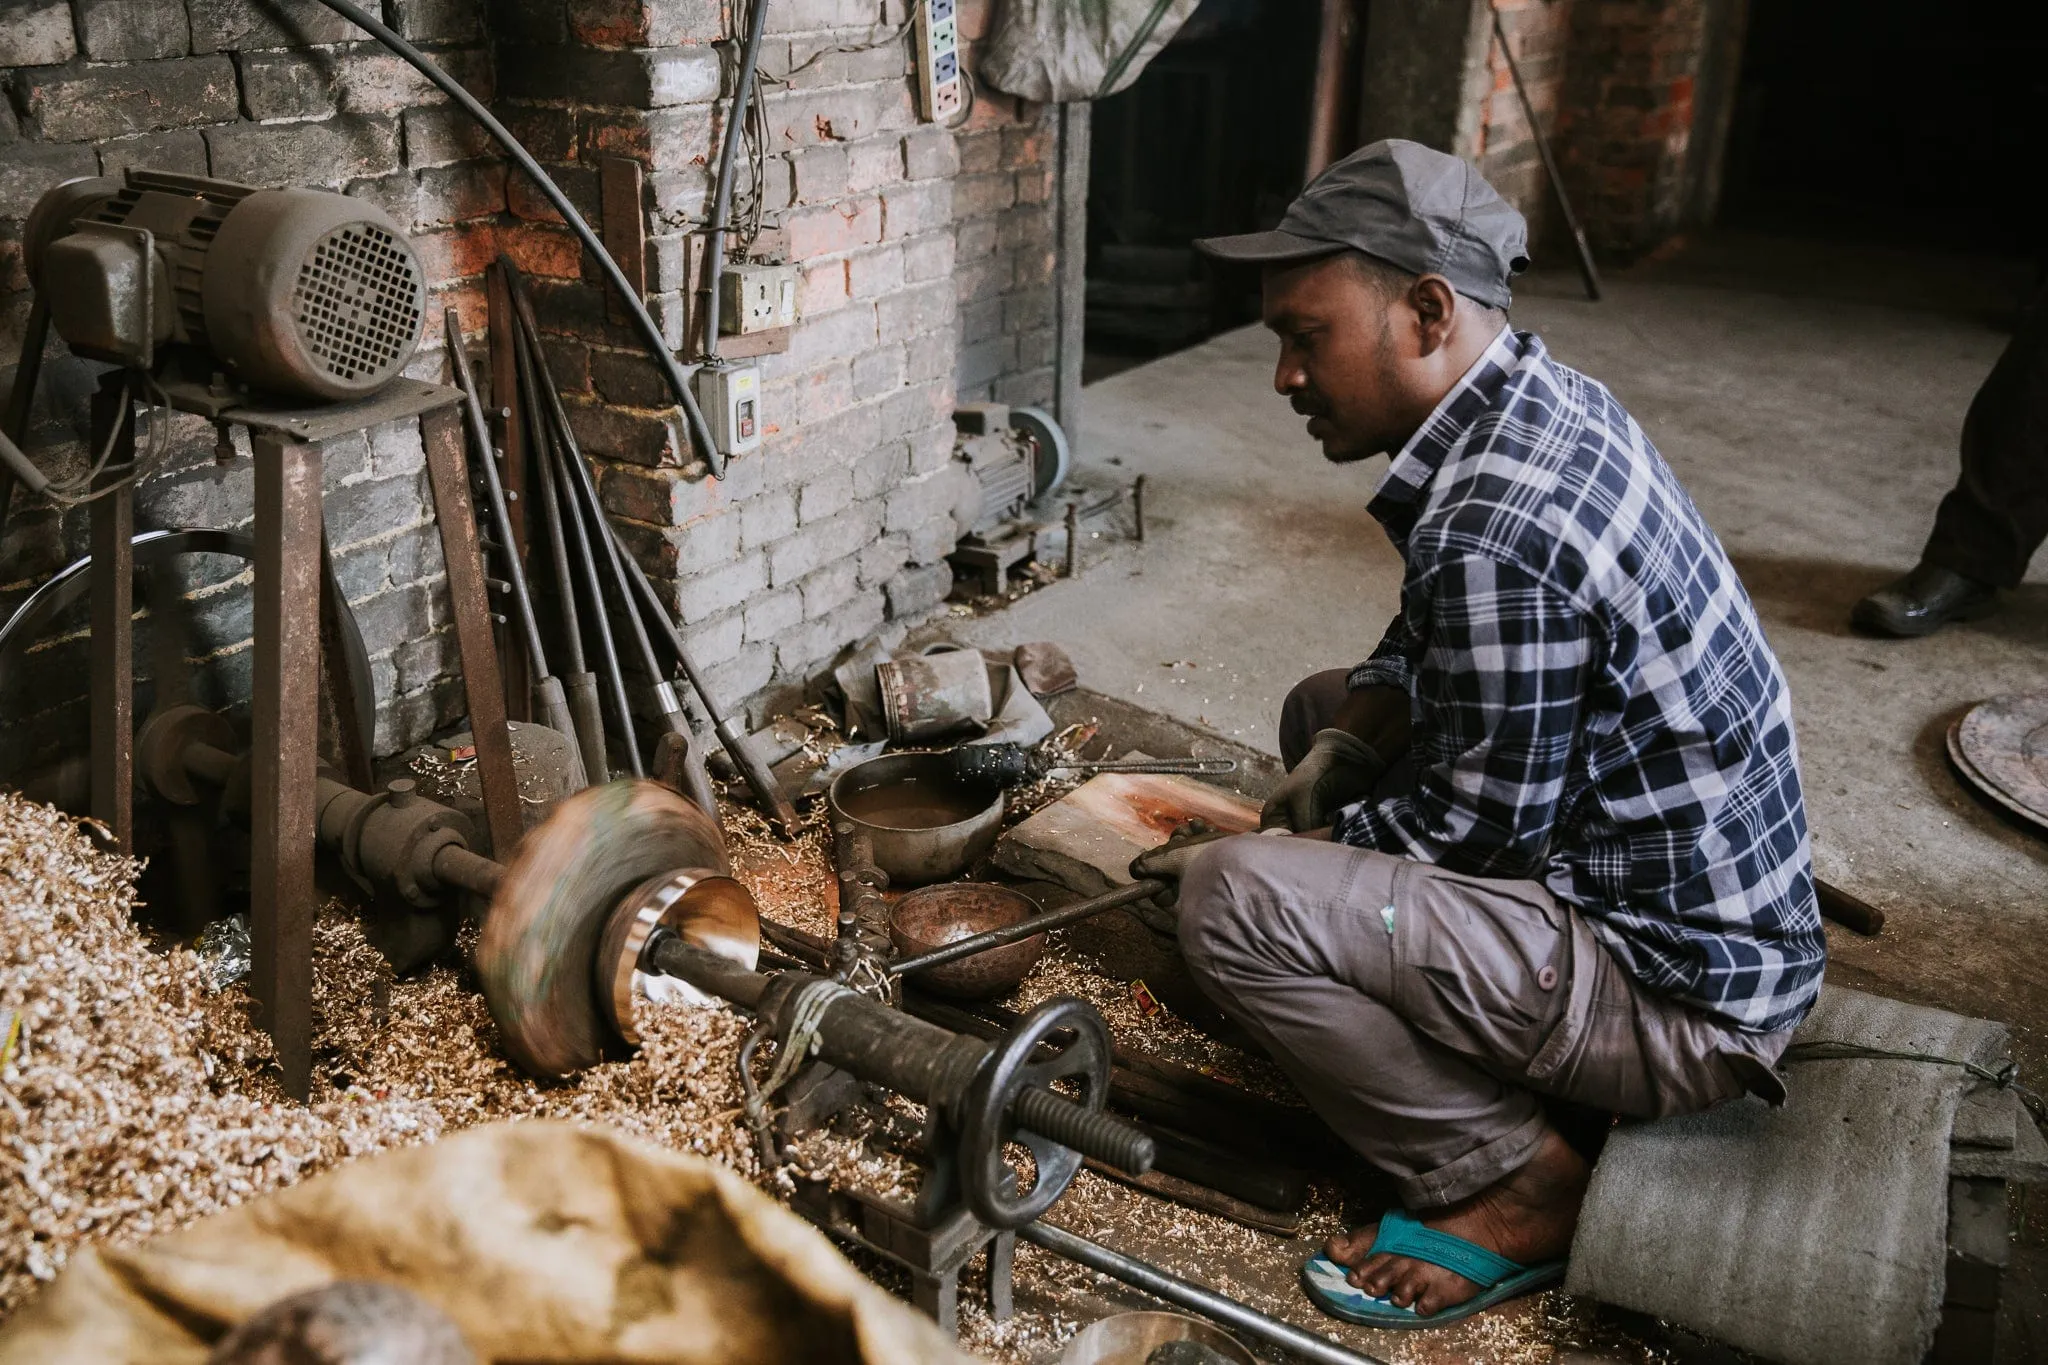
[1323,1126,1589,1318]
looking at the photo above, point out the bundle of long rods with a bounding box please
[443,260,795,831]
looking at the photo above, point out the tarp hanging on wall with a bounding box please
[979,0,1204,103]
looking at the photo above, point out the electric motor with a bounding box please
[24,168,426,403]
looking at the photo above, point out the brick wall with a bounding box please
[1469,0,1574,255]
[0,0,1043,780]
[0,0,500,776]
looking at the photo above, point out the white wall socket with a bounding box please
[695,362,762,459]
[719,262,798,335]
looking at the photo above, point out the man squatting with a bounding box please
[1132,141,1827,1329]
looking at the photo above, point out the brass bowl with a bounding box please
[888,882,1045,999]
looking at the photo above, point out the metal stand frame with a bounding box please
[82,374,497,1101]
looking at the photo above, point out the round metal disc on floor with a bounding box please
[1948,691,2048,834]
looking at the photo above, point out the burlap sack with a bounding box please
[0,1120,974,1364]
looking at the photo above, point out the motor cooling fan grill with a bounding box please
[293,221,423,389]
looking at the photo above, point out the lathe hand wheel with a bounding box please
[959,996,1111,1230]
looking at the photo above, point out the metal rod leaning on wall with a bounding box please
[511,311,644,779]
[507,267,717,814]
[303,0,727,478]
[446,310,588,791]
[1491,6,1601,302]
[1019,1223,1391,1365]
[510,284,611,786]
[0,299,53,545]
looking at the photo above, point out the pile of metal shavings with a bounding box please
[722,797,842,941]
[1002,950,1297,1104]
[406,738,555,810]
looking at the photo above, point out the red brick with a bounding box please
[799,260,851,315]
[785,196,884,258]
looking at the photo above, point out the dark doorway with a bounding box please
[1721,1,2048,260]
[1083,0,1324,382]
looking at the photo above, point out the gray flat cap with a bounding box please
[1195,140,1529,309]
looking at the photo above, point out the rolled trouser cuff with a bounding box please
[1396,1106,1550,1208]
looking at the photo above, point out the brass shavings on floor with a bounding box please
[724,797,842,941]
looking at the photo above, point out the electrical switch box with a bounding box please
[719,263,798,335]
[695,362,763,460]
[916,0,963,123]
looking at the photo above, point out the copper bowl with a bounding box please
[888,882,1046,999]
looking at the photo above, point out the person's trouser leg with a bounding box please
[1924,283,2048,588]
[1177,833,1772,1208]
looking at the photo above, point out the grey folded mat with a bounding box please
[1567,986,2013,1365]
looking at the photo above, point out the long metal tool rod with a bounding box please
[305,0,724,477]
[1019,1223,1390,1365]
[512,301,608,783]
[701,0,773,357]
[889,881,1167,978]
[447,312,587,788]
[0,298,52,542]
[1492,8,1600,303]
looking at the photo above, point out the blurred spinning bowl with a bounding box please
[888,881,1045,999]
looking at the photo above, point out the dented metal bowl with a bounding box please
[827,751,1005,886]
[888,882,1045,999]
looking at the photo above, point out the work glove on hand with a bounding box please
[1260,728,1384,833]
[1127,819,1230,916]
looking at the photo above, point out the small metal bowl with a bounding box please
[888,882,1045,999]
[827,751,1005,886]
[1059,1311,1255,1365]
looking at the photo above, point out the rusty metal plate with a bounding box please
[476,780,739,1079]
[153,374,460,441]
[1949,691,2048,833]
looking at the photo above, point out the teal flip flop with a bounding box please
[1299,1208,1566,1329]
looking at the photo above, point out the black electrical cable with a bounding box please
[305,0,727,478]
[702,0,773,357]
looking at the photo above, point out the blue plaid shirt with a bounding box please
[1336,328,1824,1034]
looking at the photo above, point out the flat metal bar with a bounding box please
[1493,9,1601,302]
[421,406,525,857]
[317,528,374,791]
[1019,1222,1390,1365]
[249,433,324,1102]
[601,157,647,325]
[87,377,134,853]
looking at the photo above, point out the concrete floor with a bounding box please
[956,234,2047,1359]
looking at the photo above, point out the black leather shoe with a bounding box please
[1851,562,1998,637]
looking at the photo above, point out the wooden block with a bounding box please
[993,770,1259,897]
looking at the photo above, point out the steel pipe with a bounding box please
[1019,1222,1390,1365]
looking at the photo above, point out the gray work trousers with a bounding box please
[1178,670,1790,1208]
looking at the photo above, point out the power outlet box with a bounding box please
[719,262,798,335]
[915,0,962,123]
[694,362,763,459]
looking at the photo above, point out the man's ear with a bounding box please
[1408,274,1459,356]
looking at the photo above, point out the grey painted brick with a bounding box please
[902,231,953,283]
[0,100,19,144]
[799,556,859,619]
[884,562,950,618]
[207,115,400,189]
[957,129,1001,176]
[393,627,456,693]
[875,279,953,344]
[99,129,210,179]
[744,587,802,644]
[706,641,774,708]
[797,467,853,525]
[20,57,239,142]
[956,337,1011,391]
[883,468,958,534]
[689,609,746,668]
[386,524,445,586]
[777,590,885,674]
[0,2,77,66]
[905,331,952,385]
[334,538,391,602]
[414,160,506,226]
[873,380,947,443]
[402,107,493,168]
[79,0,191,60]
[138,461,256,530]
[674,510,741,574]
[959,296,1003,346]
[880,179,949,238]
[901,127,956,180]
[905,513,954,566]
[316,430,371,487]
[367,419,427,478]
[390,0,485,42]
[345,169,417,226]
[649,47,722,107]
[739,491,798,551]
[993,367,1054,409]
[328,471,431,551]
[351,582,434,657]
[237,46,341,120]
[189,0,362,52]
[856,530,908,586]
[676,550,768,625]
[851,344,906,400]
[852,441,907,501]
[793,143,851,205]
[847,135,901,193]
[766,501,881,587]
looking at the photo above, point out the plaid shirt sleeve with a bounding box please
[1331,554,1591,877]
[1346,614,1414,693]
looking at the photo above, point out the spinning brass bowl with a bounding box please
[889,882,1045,999]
